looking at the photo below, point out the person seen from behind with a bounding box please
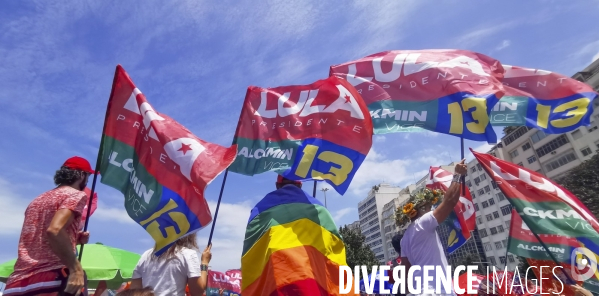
[4,157,94,296]
[399,159,468,296]
[130,233,212,296]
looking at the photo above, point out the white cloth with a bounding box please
[401,212,456,296]
[132,247,202,296]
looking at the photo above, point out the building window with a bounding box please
[471,167,477,174]
[489,257,497,265]
[510,150,519,158]
[581,146,593,157]
[477,216,483,224]
[472,192,476,198]
[500,256,506,264]
[503,240,508,247]
[517,162,523,166]
[484,242,492,251]
[505,220,510,228]
[572,129,582,140]
[490,227,498,235]
[486,214,493,221]
[477,163,482,171]
[531,130,548,144]
[589,126,598,132]
[478,189,485,195]
[484,185,491,193]
[480,174,487,180]
[527,155,537,164]
[497,192,506,201]
[475,204,480,211]
[536,135,569,158]
[491,181,498,189]
[480,229,488,238]
[497,225,505,233]
[489,198,495,205]
[493,211,500,219]
[504,127,532,146]
[474,177,481,185]
[501,205,512,216]
[467,180,472,187]
[495,242,503,249]
[522,143,531,151]
[545,151,577,172]
[508,254,515,263]
[482,201,489,208]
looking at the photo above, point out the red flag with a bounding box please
[80,187,98,228]
[426,166,476,244]
[99,65,238,254]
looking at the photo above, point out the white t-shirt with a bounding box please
[132,247,202,296]
[401,212,456,296]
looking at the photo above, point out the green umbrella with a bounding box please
[0,243,141,289]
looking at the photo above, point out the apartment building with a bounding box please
[347,220,360,232]
[381,185,415,262]
[467,144,519,270]
[358,183,402,262]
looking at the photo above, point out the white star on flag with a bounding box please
[164,138,206,182]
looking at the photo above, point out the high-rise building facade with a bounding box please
[466,144,519,270]
[347,220,361,232]
[381,185,415,262]
[358,183,402,262]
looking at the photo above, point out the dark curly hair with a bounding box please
[53,166,87,186]
[391,233,403,254]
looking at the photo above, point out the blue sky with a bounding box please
[0,1,598,273]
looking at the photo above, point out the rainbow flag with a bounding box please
[241,185,354,295]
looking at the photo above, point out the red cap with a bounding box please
[277,175,302,185]
[63,156,96,174]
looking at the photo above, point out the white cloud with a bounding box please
[374,136,387,143]
[93,202,136,225]
[333,207,353,222]
[0,178,27,235]
[194,200,253,271]
[454,22,517,48]
[496,40,511,51]
[349,148,427,196]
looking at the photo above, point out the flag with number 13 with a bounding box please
[228,76,373,195]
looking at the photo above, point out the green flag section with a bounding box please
[98,65,237,255]
[330,50,598,140]
[473,150,599,290]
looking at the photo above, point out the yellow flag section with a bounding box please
[241,185,355,296]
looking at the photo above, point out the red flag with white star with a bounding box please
[98,65,237,255]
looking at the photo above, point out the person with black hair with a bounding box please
[387,233,405,296]
[4,157,94,296]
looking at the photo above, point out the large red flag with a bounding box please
[99,65,237,255]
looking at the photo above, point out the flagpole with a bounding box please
[206,88,250,247]
[78,66,120,261]
[529,227,577,285]
[313,181,317,197]
[207,168,229,246]
[460,137,466,194]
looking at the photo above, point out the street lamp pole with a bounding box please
[320,188,329,208]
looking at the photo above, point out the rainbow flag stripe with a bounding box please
[241,185,353,296]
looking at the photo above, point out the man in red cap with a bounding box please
[275,175,302,189]
[4,156,95,296]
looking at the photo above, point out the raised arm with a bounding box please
[433,159,468,224]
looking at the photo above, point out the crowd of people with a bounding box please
[1,156,596,296]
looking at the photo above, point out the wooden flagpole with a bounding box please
[78,66,119,261]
